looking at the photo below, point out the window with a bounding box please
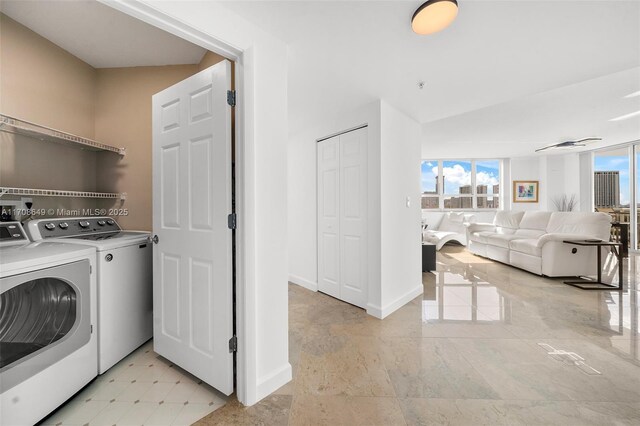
[443,160,472,209]
[476,160,500,209]
[421,159,501,210]
[421,160,439,209]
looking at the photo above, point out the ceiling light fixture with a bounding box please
[411,0,459,35]
[609,110,640,122]
[535,137,602,153]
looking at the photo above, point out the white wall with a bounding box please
[509,153,585,212]
[546,155,564,208]
[287,127,319,290]
[579,152,594,212]
[107,0,290,406]
[563,153,582,206]
[546,153,581,210]
[508,156,548,211]
[377,101,423,318]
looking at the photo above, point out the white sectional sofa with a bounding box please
[423,212,476,250]
[467,211,612,277]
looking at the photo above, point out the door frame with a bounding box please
[99,0,254,404]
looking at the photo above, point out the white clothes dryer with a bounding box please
[0,222,97,426]
[27,217,152,374]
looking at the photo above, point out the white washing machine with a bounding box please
[0,222,97,426]
[27,217,152,374]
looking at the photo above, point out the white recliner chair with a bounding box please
[423,212,476,250]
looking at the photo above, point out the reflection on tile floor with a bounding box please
[196,245,640,425]
[40,341,226,426]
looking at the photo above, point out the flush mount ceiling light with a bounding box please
[411,0,459,35]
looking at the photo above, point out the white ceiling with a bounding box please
[221,0,640,155]
[1,0,207,68]
[422,67,640,158]
[2,0,638,157]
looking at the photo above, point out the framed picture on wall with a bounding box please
[513,180,539,203]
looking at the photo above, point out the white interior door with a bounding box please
[338,128,367,308]
[317,128,367,308]
[152,60,233,395]
[317,136,340,298]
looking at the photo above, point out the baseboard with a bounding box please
[366,303,383,319]
[255,363,292,403]
[367,284,423,319]
[288,274,317,292]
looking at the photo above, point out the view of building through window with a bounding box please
[421,160,500,210]
[476,160,501,209]
[594,150,629,209]
[421,160,440,209]
[594,148,631,250]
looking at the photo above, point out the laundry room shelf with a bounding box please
[0,114,126,156]
[0,187,126,200]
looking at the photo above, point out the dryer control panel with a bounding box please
[0,222,28,246]
[27,217,122,240]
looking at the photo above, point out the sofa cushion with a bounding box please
[469,231,493,244]
[514,229,546,238]
[495,226,517,235]
[487,234,526,249]
[493,211,524,229]
[509,238,541,256]
[518,211,552,231]
[546,212,611,240]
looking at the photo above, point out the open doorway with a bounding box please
[1,1,243,423]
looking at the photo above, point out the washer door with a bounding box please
[0,260,91,392]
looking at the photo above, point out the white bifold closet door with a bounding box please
[317,127,367,308]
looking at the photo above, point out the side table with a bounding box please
[562,239,623,290]
[422,243,436,272]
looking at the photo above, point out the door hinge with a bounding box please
[227,90,236,107]
[227,213,237,230]
[229,335,238,352]
[91,325,94,334]
[90,265,92,274]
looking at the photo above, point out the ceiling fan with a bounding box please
[535,137,602,153]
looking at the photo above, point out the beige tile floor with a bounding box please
[47,246,640,425]
[197,246,640,425]
[40,341,227,426]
